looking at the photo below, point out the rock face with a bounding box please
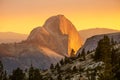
[27,15,82,56]
[77,32,120,55]
[0,15,82,73]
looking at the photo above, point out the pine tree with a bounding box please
[34,69,42,80]
[10,67,25,80]
[64,56,69,64]
[28,65,42,80]
[55,63,61,73]
[95,35,115,80]
[29,65,34,80]
[77,52,81,58]
[72,66,77,73]
[111,37,115,45]
[60,59,64,66]
[55,63,60,69]
[70,49,75,57]
[0,60,3,80]
[3,71,8,80]
[87,50,90,54]
[50,64,54,69]
[111,47,120,80]
[94,35,111,62]
[81,48,86,60]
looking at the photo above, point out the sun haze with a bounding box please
[0,0,120,34]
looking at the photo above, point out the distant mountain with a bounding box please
[0,32,28,43]
[0,15,82,73]
[79,28,119,43]
[77,32,120,55]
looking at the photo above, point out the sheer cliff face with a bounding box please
[27,15,82,56]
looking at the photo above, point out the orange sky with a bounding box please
[0,0,120,34]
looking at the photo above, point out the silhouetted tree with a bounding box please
[72,66,77,73]
[29,65,34,80]
[3,71,8,80]
[70,49,75,57]
[50,64,54,69]
[0,60,4,80]
[77,52,81,58]
[94,35,111,62]
[81,48,86,60]
[111,37,115,45]
[64,56,70,64]
[34,69,42,80]
[55,63,60,73]
[28,65,42,80]
[87,50,90,54]
[9,67,25,80]
[0,60,3,80]
[60,59,64,66]
[95,35,115,80]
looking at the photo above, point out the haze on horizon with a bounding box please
[1,0,120,34]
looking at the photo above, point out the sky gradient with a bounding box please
[1,0,120,34]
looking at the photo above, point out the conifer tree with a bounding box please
[0,60,4,80]
[87,50,90,54]
[60,59,64,66]
[77,52,81,58]
[111,37,115,45]
[9,67,25,80]
[29,65,34,80]
[81,48,86,60]
[72,66,77,73]
[64,56,69,64]
[28,65,42,80]
[55,63,60,73]
[33,69,42,80]
[95,35,115,80]
[94,35,111,62]
[70,49,75,57]
[50,64,54,70]
[3,71,8,80]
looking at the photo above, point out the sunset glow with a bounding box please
[1,0,120,34]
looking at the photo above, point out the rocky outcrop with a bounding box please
[77,32,120,55]
[27,15,82,56]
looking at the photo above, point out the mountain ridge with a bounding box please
[0,32,27,43]
[79,28,119,43]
